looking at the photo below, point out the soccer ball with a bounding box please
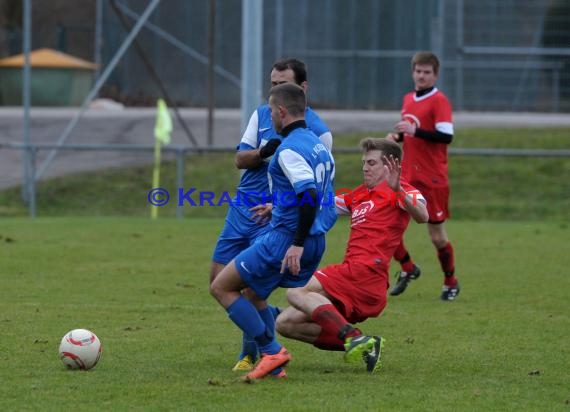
[59,329,102,370]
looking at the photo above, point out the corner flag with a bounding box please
[151,99,172,219]
[154,98,172,145]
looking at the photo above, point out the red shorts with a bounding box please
[414,183,450,223]
[314,261,388,324]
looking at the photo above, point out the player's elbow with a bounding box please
[412,205,429,223]
[415,210,429,223]
[234,153,247,169]
[415,214,429,224]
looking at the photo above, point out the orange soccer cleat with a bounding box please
[243,346,292,380]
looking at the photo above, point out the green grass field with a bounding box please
[1,218,569,411]
[1,127,568,410]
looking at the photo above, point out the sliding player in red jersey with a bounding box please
[276,138,428,373]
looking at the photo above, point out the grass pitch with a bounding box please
[0,218,568,411]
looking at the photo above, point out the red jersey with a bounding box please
[400,87,453,187]
[340,180,424,271]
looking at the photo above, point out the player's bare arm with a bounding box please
[384,132,400,143]
[280,245,304,276]
[393,121,452,144]
[394,120,416,136]
[235,149,264,169]
[235,139,282,169]
[383,155,402,192]
[250,203,273,225]
[281,188,318,276]
[383,155,428,223]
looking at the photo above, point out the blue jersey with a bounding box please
[268,125,336,236]
[212,106,332,265]
[236,105,331,207]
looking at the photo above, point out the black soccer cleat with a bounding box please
[363,336,385,373]
[440,283,460,301]
[389,265,421,296]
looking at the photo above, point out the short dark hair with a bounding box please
[271,58,308,85]
[360,137,402,162]
[268,83,306,117]
[411,51,440,75]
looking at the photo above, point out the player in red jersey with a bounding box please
[276,137,428,373]
[387,51,460,301]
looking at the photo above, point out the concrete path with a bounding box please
[1,107,569,189]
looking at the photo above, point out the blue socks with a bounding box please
[228,300,284,359]
[239,335,258,360]
[227,298,280,356]
[227,296,265,337]
[257,307,280,354]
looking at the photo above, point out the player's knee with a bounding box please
[429,230,446,248]
[208,282,217,298]
[275,310,292,337]
[209,262,225,284]
[286,287,303,306]
[209,279,222,301]
[431,236,447,249]
[209,269,217,285]
[275,315,286,336]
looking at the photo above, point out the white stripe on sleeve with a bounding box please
[436,122,454,135]
[334,196,350,215]
[398,191,426,210]
[240,111,259,148]
[278,148,314,186]
[319,131,333,151]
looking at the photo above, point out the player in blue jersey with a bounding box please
[210,83,336,380]
[210,58,333,372]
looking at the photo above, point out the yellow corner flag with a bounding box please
[154,98,172,145]
[151,99,172,219]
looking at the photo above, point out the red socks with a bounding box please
[438,242,457,286]
[313,327,345,351]
[311,304,360,351]
[394,241,416,273]
[311,304,348,332]
[396,240,458,286]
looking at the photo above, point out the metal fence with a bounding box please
[96,0,569,112]
[2,142,569,218]
[1,0,568,111]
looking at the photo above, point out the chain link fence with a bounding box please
[1,0,568,111]
[97,0,569,111]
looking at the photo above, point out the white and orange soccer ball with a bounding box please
[59,329,102,370]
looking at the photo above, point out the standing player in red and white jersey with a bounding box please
[276,138,428,373]
[387,51,460,301]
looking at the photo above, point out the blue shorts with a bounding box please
[234,229,326,300]
[212,205,271,265]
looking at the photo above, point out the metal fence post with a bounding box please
[455,0,464,111]
[240,0,263,132]
[21,0,32,203]
[28,146,37,218]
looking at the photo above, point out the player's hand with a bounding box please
[394,121,416,136]
[385,132,399,142]
[259,139,282,159]
[383,155,402,192]
[250,203,273,225]
[280,245,304,275]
